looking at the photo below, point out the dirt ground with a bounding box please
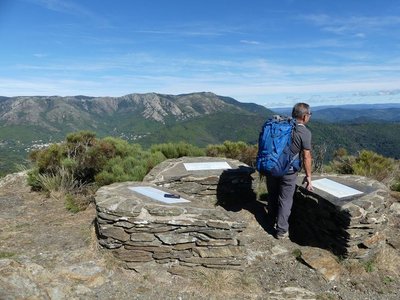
[1,172,399,300]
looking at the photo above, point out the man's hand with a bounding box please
[302,176,314,191]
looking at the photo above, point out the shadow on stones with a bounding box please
[216,169,353,255]
[290,187,351,257]
[216,167,276,236]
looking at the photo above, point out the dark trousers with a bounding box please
[266,173,297,235]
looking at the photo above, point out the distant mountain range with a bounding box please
[272,103,400,123]
[0,93,399,175]
[0,92,272,144]
[0,92,273,173]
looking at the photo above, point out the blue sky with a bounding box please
[0,0,400,107]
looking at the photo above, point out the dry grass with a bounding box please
[342,259,368,277]
[390,191,400,201]
[374,246,400,276]
[184,268,262,299]
[253,174,268,202]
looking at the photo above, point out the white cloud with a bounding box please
[33,53,48,58]
[240,40,261,45]
[3,45,400,106]
[354,33,366,38]
[300,14,400,36]
[30,0,91,16]
[28,0,110,27]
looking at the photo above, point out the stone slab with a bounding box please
[183,162,231,171]
[96,181,244,213]
[312,178,363,199]
[129,186,190,204]
[144,156,253,183]
[296,175,378,206]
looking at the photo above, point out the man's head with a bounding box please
[292,102,311,124]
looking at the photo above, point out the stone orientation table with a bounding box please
[291,174,390,258]
[95,181,247,270]
[95,155,391,269]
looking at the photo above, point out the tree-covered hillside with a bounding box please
[1,93,399,175]
[309,122,400,161]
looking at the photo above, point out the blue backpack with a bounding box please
[256,115,301,177]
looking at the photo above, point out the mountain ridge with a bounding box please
[272,103,400,123]
[0,92,273,173]
[1,92,399,175]
[0,92,270,128]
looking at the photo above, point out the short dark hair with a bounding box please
[292,103,310,119]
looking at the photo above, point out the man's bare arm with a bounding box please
[302,149,313,191]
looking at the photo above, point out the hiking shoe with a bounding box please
[275,232,289,240]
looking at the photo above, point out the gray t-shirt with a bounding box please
[290,123,312,156]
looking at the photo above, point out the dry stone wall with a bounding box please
[291,175,390,258]
[95,182,246,270]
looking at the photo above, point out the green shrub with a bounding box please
[28,131,154,187]
[27,168,42,191]
[37,167,79,194]
[146,151,167,171]
[363,260,375,272]
[66,130,96,144]
[32,143,63,174]
[327,148,356,174]
[28,131,154,192]
[94,149,164,186]
[391,180,400,192]
[327,148,400,191]
[0,252,15,259]
[206,141,257,166]
[383,276,394,285]
[327,156,355,174]
[352,150,394,181]
[61,157,78,170]
[292,249,302,259]
[65,194,81,213]
[150,142,205,158]
[388,163,400,192]
[94,171,115,186]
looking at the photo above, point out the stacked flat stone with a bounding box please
[143,156,255,205]
[95,182,246,269]
[292,175,390,258]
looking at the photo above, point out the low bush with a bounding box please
[352,150,394,182]
[206,141,257,167]
[64,193,93,213]
[28,132,167,210]
[150,142,205,158]
[65,194,81,213]
[37,167,80,194]
[391,181,400,192]
[327,148,399,191]
[94,154,158,186]
[326,148,356,175]
[28,132,218,211]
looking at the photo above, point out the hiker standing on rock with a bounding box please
[260,102,313,240]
